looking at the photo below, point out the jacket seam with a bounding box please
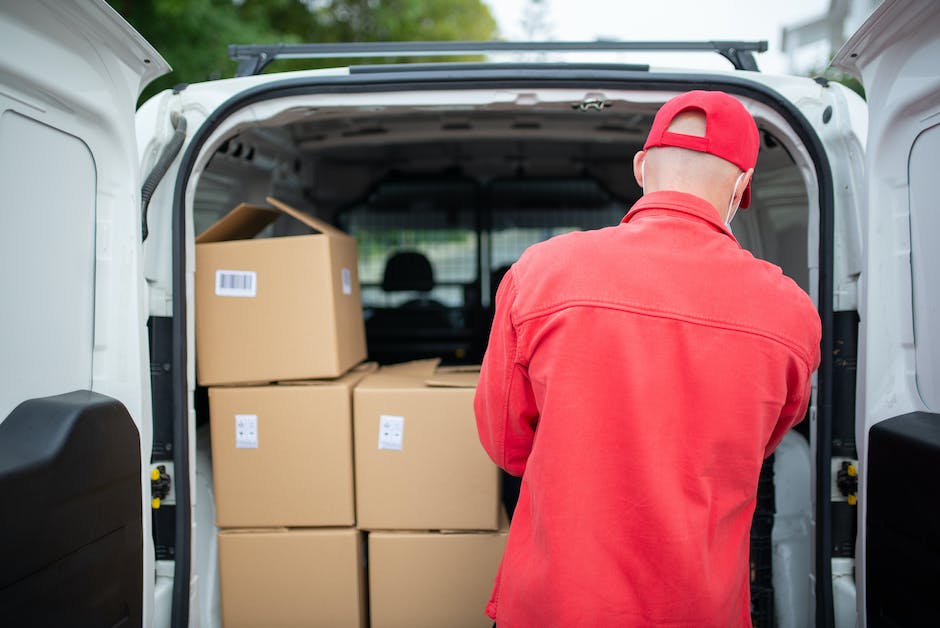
[516,299,816,368]
[499,274,523,471]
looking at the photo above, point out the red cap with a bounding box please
[644,90,760,208]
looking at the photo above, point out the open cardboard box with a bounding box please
[195,197,366,386]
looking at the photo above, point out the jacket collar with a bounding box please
[621,191,738,242]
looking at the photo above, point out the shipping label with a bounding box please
[378,415,404,450]
[235,414,258,449]
[215,270,257,297]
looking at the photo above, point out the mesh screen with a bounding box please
[490,179,625,270]
[340,179,478,308]
[339,178,625,309]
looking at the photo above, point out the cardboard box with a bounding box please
[354,360,500,531]
[218,527,366,628]
[195,196,366,386]
[369,516,509,628]
[209,364,374,528]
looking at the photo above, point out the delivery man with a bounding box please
[475,90,821,627]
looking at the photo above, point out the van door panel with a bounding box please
[865,412,940,625]
[908,124,940,411]
[0,110,96,421]
[0,391,143,627]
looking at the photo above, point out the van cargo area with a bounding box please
[190,91,811,367]
[164,84,818,627]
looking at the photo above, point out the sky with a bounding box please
[481,0,837,75]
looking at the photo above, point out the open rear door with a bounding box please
[832,2,940,626]
[0,1,169,626]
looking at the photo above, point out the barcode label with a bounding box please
[341,268,352,295]
[216,270,257,297]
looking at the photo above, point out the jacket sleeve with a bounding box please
[475,268,539,477]
[764,315,822,458]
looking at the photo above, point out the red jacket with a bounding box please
[475,191,821,627]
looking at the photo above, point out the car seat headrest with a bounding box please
[382,250,435,292]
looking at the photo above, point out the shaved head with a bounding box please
[634,111,753,221]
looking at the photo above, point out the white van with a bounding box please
[0,1,937,626]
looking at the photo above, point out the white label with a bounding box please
[341,268,352,295]
[378,415,404,451]
[216,270,257,297]
[235,414,258,449]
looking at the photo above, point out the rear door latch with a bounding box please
[574,98,611,111]
[151,464,172,509]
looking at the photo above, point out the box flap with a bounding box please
[424,368,480,388]
[372,507,508,537]
[436,365,482,373]
[266,197,349,238]
[195,196,348,244]
[195,203,282,243]
[356,359,454,391]
[380,359,441,377]
[277,361,379,388]
[218,527,291,535]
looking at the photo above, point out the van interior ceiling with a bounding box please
[193,99,810,366]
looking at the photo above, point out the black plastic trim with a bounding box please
[350,62,650,74]
[833,311,859,458]
[229,40,767,75]
[0,391,142,627]
[141,113,186,241]
[866,412,940,626]
[170,67,835,625]
[169,118,191,626]
[149,316,174,461]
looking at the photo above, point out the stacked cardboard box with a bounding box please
[218,528,367,628]
[354,360,507,626]
[197,198,369,626]
[208,366,374,528]
[198,198,508,624]
[369,522,508,628]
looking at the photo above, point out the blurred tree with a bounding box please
[802,51,865,100]
[303,0,497,43]
[520,0,552,41]
[814,65,866,100]
[109,0,498,104]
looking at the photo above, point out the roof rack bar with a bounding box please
[228,40,768,76]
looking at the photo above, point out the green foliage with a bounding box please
[821,70,865,100]
[108,0,498,104]
[809,53,866,100]
[305,0,497,43]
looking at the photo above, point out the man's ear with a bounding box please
[633,151,646,190]
[734,168,755,206]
